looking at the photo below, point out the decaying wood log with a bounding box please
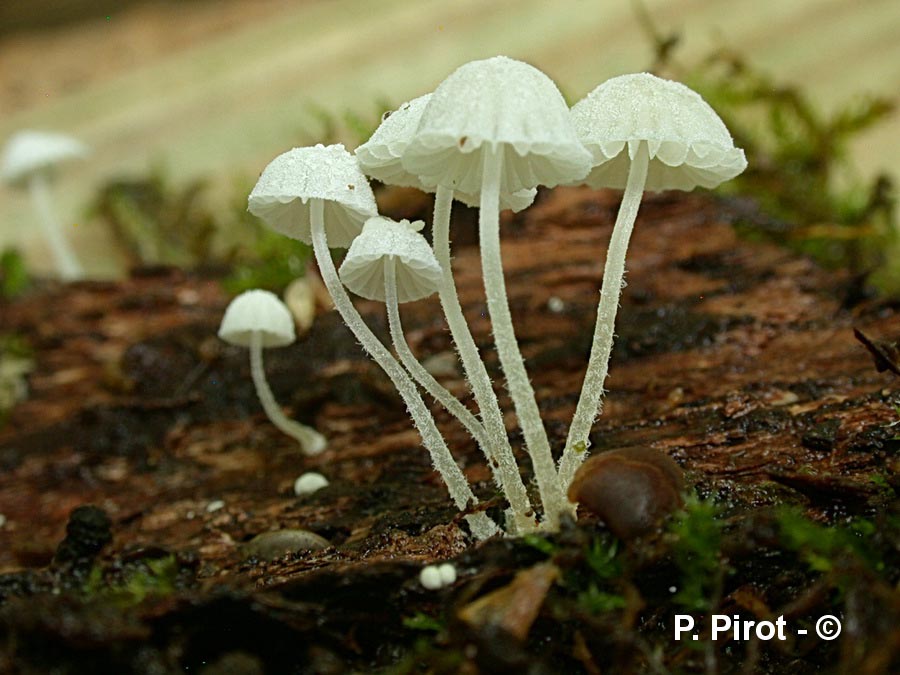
[0,187,897,672]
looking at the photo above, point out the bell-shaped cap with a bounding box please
[248,144,377,248]
[570,73,747,191]
[1,130,89,186]
[401,56,592,195]
[356,94,537,213]
[339,216,442,303]
[218,289,296,348]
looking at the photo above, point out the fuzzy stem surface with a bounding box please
[478,147,565,529]
[383,257,489,450]
[309,198,498,540]
[249,330,327,455]
[433,186,534,534]
[560,144,650,492]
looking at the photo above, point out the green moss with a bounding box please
[573,535,627,615]
[668,495,724,612]
[520,533,558,557]
[0,333,33,428]
[776,507,884,576]
[637,6,898,295]
[221,232,312,295]
[81,554,181,607]
[0,248,30,298]
[401,612,444,633]
[91,169,218,268]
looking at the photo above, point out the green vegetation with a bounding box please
[91,168,218,268]
[776,507,886,577]
[638,6,898,294]
[0,248,30,298]
[576,536,626,614]
[669,495,724,612]
[401,612,444,633]
[0,333,32,428]
[82,554,182,607]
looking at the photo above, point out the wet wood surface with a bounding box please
[0,186,897,671]
[2,186,897,572]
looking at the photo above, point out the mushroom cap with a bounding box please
[401,56,592,195]
[570,73,747,191]
[1,130,89,186]
[248,144,377,248]
[218,289,296,348]
[338,216,442,303]
[356,94,537,213]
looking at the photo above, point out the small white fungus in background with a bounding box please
[547,296,565,313]
[206,500,225,513]
[294,472,329,496]
[419,562,457,590]
[0,514,6,528]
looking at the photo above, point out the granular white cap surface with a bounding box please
[356,94,536,213]
[570,73,747,191]
[402,56,592,195]
[339,216,442,303]
[218,289,296,348]
[248,144,377,248]
[1,130,89,185]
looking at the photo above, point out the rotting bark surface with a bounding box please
[0,187,898,673]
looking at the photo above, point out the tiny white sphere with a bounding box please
[437,563,457,586]
[294,472,329,496]
[547,296,565,313]
[419,565,443,590]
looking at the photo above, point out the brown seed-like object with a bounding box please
[567,447,684,539]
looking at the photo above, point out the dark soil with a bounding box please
[1,187,898,673]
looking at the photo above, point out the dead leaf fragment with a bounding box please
[457,562,558,642]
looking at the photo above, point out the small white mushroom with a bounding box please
[1,130,89,280]
[218,289,327,455]
[339,216,493,463]
[248,145,498,540]
[294,471,329,496]
[357,96,537,535]
[419,562,457,590]
[419,564,443,590]
[356,94,536,212]
[402,56,593,528]
[561,74,747,492]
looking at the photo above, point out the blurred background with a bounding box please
[0,0,898,279]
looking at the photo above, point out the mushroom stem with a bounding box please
[27,172,83,280]
[248,330,327,455]
[560,143,650,492]
[433,185,535,534]
[309,198,499,540]
[383,256,489,448]
[478,146,565,529]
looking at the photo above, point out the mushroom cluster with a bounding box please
[232,57,746,539]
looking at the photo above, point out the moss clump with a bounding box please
[668,495,724,612]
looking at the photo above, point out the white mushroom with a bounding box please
[218,289,327,455]
[357,97,536,534]
[402,56,593,528]
[560,73,747,491]
[340,216,534,528]
[419,562,457,590]
[294,472,329,496]
[248,145,499,540]
[356,94,536,212]
[1,130,89,280]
